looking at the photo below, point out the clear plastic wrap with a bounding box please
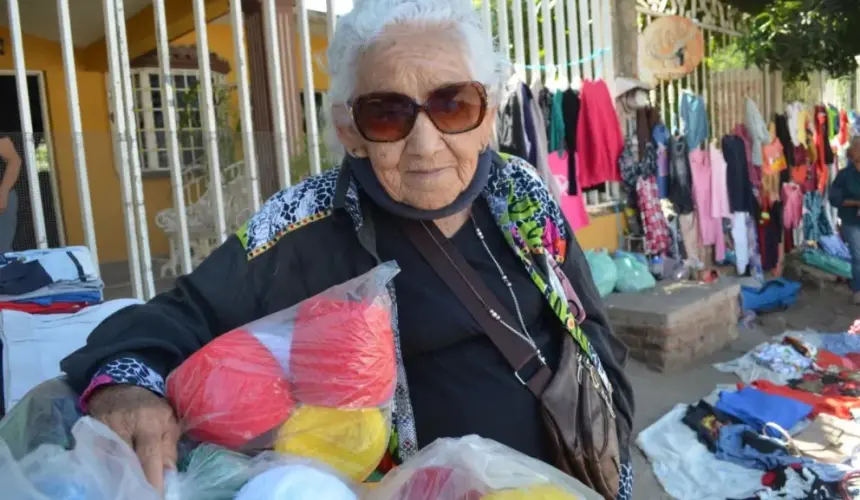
[0,416,160,500]
[164,446,363,500]
[165,262,400,482]
[0,378,81,460]
[366,435,603,500]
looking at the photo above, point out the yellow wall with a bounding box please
[0,21,247,263]
[575,212,626,252]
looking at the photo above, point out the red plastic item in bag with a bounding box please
[389,467,484,500]
[166,329,295,448]
[290,296,397,408]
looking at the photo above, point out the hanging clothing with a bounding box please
[814,105,835,166]
[537,87,553,135]
[744,97,770,167]
[548,90,565,153]
[547,151,589,230]
[576,80,623,189]
[775,114,796,167]
[656,143,669,199]
[803,191,835,242]
[786,102,806,147]
[679,212,701,262]
[668,135,695,214]
[652,123,669,147]
[838,109,850,147]
[827,105,839,139]
[525,81,559,202]
[783,183,803,229]
[689,148,726,260]
[618,137,657,188]
[637,175,671,256]
[723,135,757,214]
[496,78,531,161]
[732,212,750,275]
[680,92,710,151]
[562,89,582,194]
[760,202,782,272]
[746,212,764,280]
[710,145,731,219]
[636,107,658,160]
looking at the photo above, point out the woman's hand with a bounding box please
[87,385,180,494]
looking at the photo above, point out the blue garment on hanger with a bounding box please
[549,90,565,153]
[652,123,669,147]
[680,92,710,151]
[803,191,835,242]
[716,387,812,435]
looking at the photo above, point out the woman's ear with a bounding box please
[331,104,369,157]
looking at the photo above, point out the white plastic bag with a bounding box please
[0,416,160,500]
[366,435,603,500]
[164,448,361,500]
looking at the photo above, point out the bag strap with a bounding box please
[398,218,553,397]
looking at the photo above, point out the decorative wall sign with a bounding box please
[639,15,705,84]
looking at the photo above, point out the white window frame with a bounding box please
[130,68,227,171]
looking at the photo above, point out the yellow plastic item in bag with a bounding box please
[274,405,388,482]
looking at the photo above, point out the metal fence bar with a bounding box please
[497,0,510,61]
[101,0,142,297]
[526,0,541,84]
[263,0,292,188]
[578,0,592,80]
[115,0,157,298]
[152,0,193,275]
[481,0,492,43]
[230,0,262,212]
[6,0,48,250]
[57,0,98,261]
[554,0,569,86]
[541,0,555,83]
[567,0,581,86]
[297,0,322,175]
[191,0,228,243]
[511,0,526,81]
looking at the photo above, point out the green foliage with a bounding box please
[735,0,860,82]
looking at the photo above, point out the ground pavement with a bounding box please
[629,286,858,499]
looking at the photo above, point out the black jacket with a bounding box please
[61,155,634,464]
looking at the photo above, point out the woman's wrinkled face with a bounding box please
[336,23,495,211]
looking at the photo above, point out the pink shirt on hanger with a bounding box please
[710,144,732,218]
[548,151,590,230]
[689,147,727,261]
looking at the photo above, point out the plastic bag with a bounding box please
[366,435,603,500]
[614,254,656,293]
[584,250,617,297]
[0,416,160,500]
[0,378,81,460]
[165,262,400,482]
[164,446,362,500]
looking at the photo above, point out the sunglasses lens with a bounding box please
[426,83,486,134]
[353,94,416,142]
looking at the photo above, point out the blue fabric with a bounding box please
[616,458,633,500]
[803,191,835,242]
[680,92,710,151]
[652,124,669,147]
[843,224,860,292]
[715,387,812,434]
[819,234,852,261]
[13,291,103,305]
[715,424,806,471]
[820,333,860,356]
[828,162,860,227]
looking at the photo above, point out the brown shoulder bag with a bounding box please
[399,219,620,499]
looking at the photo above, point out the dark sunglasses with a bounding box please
[349,81,488,143]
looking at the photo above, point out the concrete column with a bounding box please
[243,0,303,197]
[610,0,639,79]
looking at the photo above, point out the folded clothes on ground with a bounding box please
[0,247,102,300]
[716,387,813,436]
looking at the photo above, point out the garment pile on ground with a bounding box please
[0,263,604,499]
[638,328,860,499]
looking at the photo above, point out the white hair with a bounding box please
[323,0,507,160]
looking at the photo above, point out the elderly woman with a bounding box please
[61,0,633,497]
